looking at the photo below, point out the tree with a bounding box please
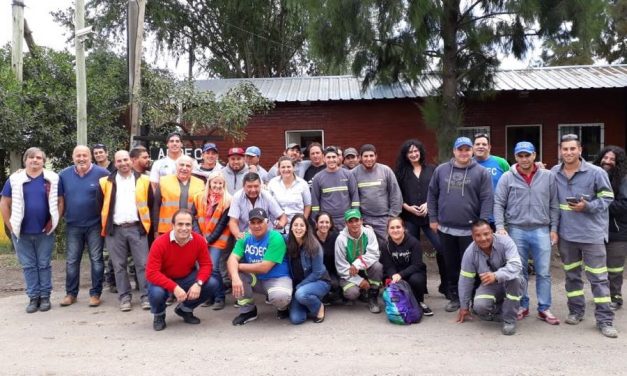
[305,0,609,161]
[53,0,313,78]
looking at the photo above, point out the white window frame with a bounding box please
[284,129,325,150]
[558,123,605,161]
[457,126,490,141]
[505,124,543,162]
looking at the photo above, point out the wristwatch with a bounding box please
[195,280,203,287]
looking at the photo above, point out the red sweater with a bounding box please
[146,232,212,292]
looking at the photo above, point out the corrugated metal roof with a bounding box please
[195,64,627,102]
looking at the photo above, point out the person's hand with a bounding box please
[349,265,358,277]
[569,200,587,212]
[496,229,508,236]
[236,232,245,240]
[358,279,370,290]
[187,282,201,301]
[173,285,187,302]
[407,205,420,216]
[429,222,438,233]
[550,231,559,246]
[231,277,244,298]
[479,272,497,285]
[417,203,428,217]
[391,274,402,283]
[43,220,52,233]
[456,308,472,323]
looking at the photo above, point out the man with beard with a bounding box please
[594,145,627,311]
[342,147,360,170]
[130,146,151,175]
[222,147,250,195]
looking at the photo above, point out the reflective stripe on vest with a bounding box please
[99,175,151,236]
[192,191,231,250]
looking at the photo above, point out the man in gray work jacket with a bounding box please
[551,134,617,338]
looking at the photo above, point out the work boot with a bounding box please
[60,295,77,307]
[565,313,584,325]
[502,321,516,336]
[26,297,40,314]
[89,295,101,307]
[598,322,618,338]
[153,314,166,331]
[174,306,201,324]
[445,298,460,312]
[368,288,381,314]
[39,297,51,312]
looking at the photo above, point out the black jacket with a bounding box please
[380,233,426,279]
[609,177,627,242]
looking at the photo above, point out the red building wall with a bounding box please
[208,87,626,169]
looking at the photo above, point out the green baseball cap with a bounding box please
[344,208,362,222]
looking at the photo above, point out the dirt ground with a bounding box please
[1,252,627,375]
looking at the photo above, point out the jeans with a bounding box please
[290,280,331,324]
[210,246,225,302]
[12,233,55,299]
[65,224,105,297]
[508,226,552,312]
[148,270,218,316]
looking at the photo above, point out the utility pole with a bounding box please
[75,0,88,145]
[9,0,25,172]
[128,0,146,146]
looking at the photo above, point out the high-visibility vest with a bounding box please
[192,192,231,250]
[99,174,151,236]
[157,175,204,233]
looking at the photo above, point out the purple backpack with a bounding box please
[382,280,422,325]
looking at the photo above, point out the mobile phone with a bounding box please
[566,197,580,205]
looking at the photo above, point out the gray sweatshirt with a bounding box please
[311,168,360,221]
[458,234,522,309]
[550,159,614,244]
[334,226,380,286]
[222,165,250,195]
[351,163,402,217]
[494,165,559,232]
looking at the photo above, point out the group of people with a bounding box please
[1,131,625,339]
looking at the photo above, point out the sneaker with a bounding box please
[233,302,241,308]
[502,322,516,336]
[232,307,258,326]
[39,297,51,312]
[565,313,584,325]
[60,295,77,307]
[265,296,272,305]
[120,301,132,312]
[200,300,212,308]
[89,295,101,307]
[516,307,529,321]
[165,295,175,306]
[445,299,460,312]
[153,314,166,331]
[211,300,225,311]
[420,302,434,316]
[610,301,622,311]
[276,309,290,320]
[538,310,560,325]
[598,323,618,338]
[26,297,40,314]
[140,298,151,310]
[174,306,201,324]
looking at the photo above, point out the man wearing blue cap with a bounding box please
[192,143,223,182]
[427,136,493,312]
[494,141,560,325]
[245,146,268,183]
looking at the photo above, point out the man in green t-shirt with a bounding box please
[227,208,293,325]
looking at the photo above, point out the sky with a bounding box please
[1,0,540,78]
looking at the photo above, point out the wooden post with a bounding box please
[9,1,25,172]
[75,0,87,145]
[128,0,146,146]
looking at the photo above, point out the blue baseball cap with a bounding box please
[202,143,218,153]
[454,137,473,149]
[514,141,535,155]
[245,146,261,157]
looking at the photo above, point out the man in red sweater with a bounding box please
[146,209,217,331]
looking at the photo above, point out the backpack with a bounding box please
[382,280,422,325]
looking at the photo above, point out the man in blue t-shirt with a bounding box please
[0,147,62,314]
[227,208,292,325]
[473,133,510,190]
[58,145,110,308]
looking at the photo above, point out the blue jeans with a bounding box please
[65,224,104,297]
[12,233,55,299]
[147,270,218,316]
[508,226,552,312]
[210,246,225,302]
[289,280,331,324]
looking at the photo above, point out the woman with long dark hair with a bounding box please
[286,214,331,324]
[314,211,341,303]
[394,139,447,297]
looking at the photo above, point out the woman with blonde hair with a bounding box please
[192,170,232,310]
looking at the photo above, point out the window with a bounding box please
[458,126,490,141]
[285,130,324,152]
[506,124,542,164]
[558,123,604,161]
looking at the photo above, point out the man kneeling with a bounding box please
[457,219,524,335]
[228,208,292,325]
[146,209,218,331]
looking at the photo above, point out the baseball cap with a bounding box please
[286,143,300,150]
[344,208,362,222]
[514,141,535,155]
[454,137,473,149]
[248,208,268,221]
[202,143,218,153]
[245,146,261,157]
[344,147,358,157]
[228,147,245,157]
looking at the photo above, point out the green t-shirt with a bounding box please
[233,230,289,279]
